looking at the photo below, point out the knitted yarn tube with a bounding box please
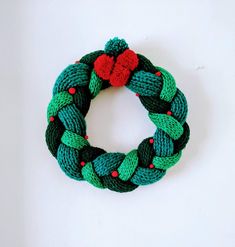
[45,37,190,193]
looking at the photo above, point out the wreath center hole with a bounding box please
[86,87,155,153]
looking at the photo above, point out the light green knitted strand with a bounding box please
[156,66,177,102]
[149,113,183,140]
[47,91,73,122]
[61,130,89,150]
[81,162,105,189]
[152,152,182,170]
[89,70,103,98]
[118,150,138,181]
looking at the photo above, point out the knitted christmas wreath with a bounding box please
[46,37,190,193]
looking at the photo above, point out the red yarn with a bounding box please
[116,49,139,70]
[111,171,119,177]
[49,116,55,122]
[167,111,172,116]
[109,64,130,87]
[149,164,155,169]
[94,49,139,87]
[94,54,114,80]
[80,161,86,166]
[68,87,76,94]
[149,138,154,144]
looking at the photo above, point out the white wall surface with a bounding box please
[0,0,235,246]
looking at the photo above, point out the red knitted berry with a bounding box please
[156,71,161,76]
[149,164,155,169]
[94,54,114,80]
[84,135,89,140]
[80,161,86,167]
[49,116,55,122]
[167,111,172,116]
[149,138,154,144]
[111,171,119,177]
[68,87,76,94]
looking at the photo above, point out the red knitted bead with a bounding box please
[49,116,55,122]
[149,164,155,169]
[68,87,76,95]
[80,161,86,167]
[111,171,119,178]
[136,93,140,97]
[156,71,161,76]
[84,135,89,140]
[149,138,154,144]
[167,111,172,116]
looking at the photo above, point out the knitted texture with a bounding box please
[45,37,190,193]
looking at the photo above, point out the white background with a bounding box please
[1,0,235,246]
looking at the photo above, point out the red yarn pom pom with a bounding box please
[109,63,130,87]
[84,135,89,140]
[116,49,139,71]
[156,71,161,76]
[94,54,114,80]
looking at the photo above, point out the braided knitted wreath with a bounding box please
[45,38,190,193]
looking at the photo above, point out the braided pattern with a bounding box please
[45,38,190,193]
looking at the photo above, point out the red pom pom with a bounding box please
[136,93,140,97]
[49,116,55,122]
[84,135,89,140]
[149,138,154,144]
[156,71,161,77]
[109,63,130,87]
[68,87,76,95]
[94,54,114,80]
[116,49,139,71]
[111,171,119,178]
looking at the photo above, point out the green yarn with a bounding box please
[47,91,73,122]
[81,162,105,189]
[61,130,89,150]
[118,150,138,181]
[105,37,128,56]
[131,167,166,185]
[53,63,90,95]
[45,37,190,193]
[149,113,184,140]
[89,70,103,98]
[153,152,182,170]
[153,129,174,157]
[127,70,163,96]
[156,66,177,102]
[57,144,84,180]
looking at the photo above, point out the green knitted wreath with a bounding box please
[45,37,190,193]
